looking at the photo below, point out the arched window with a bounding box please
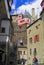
[34,48,37,55]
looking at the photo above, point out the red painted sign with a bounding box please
[18,18,30,26]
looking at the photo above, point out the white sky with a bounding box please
[16,0,42,17]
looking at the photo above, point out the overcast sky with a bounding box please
[10,0,42,17]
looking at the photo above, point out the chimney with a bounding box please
[32,8,35,20]
[14,10,17,15]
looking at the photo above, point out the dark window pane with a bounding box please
[20,42,23,46]
[23,51,25,55]
[18,51,22,54]
[34,48,37,55]
[29,37,32,44]
[30,48,32,55]
[1,28,5,33]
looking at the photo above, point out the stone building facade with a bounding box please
[27,9,44,65]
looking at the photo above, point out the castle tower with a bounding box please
[32,8,35,20]
[14,10,17,15]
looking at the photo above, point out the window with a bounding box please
[34,35,39,43]
[30,48,32,55]
[19,39,23,46]
[29,37,32,44]
[18,51,22,55]
[1,27,5,33]
[23,51,25,55]
[34,48,37,55]
[20,42,23,46]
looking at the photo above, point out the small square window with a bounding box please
[1,27,5,33]
[30,48,32,55]
[34,48,37,55]
[23,51,25,55]
[20,42,23,46]
[18,51,22,55]
[29,37,32,44]
[34,35,39,43]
